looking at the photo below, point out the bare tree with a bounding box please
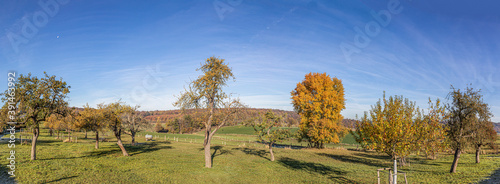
[121,105,150,145]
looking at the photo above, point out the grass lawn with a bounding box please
[1,127,499,183]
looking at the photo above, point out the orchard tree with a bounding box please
[100,101,129,156]
[470,93,495,164]
[45,114,65,139]
[121,105,149,145]
[352,93,422,166]
[251,111,290,161]
[174,56,242,168]
[446,86,492,173]
[60,107,78,141]
[76,104,104,149]
[472,120,496,163]
[0,104,9,131]
[154,117,163,132]
[291,72,346,148]
[0,72,70,160]
[414,99,449,160]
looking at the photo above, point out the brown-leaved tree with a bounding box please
[446,86,492,173]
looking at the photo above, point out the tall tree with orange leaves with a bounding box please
[291,72,346,148]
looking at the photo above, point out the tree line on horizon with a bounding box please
[0,57,497,174]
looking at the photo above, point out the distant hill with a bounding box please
[71,107,358,128]
[139,108,359,127]
[493,122,500,133]
[138,108,301,126]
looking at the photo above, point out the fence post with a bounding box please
[394,159,397,184]
[377,170,380,184]
[389,170,392,184]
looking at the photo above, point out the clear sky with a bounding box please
[1,0,499,122]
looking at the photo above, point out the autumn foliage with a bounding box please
[291,72,346,148]
[352,93,420,163]
[251,111,291,161]
[446,86,495,173]
[414,99,448,160]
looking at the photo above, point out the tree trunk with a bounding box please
[179,122,183,134]
[95,131,99,149]
[56,131,60,139]
[85,130,87,139]
[400,157,407,166]
[116,138,129,156]
[131,131,136,146]
[115,129,129,156]
[31,125,40,160]
[204,125,212,168]
[269,143,275,161]
[450,148,461,173]
[476,146,481,163]
[204,100,215,168]
[49,128,53,136]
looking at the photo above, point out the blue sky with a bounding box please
[1,0,499,122]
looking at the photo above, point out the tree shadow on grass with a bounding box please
[198,145,232,156]
[39,141,172,160]
[0,164,16,184]
[198,146,233,167]
[212,146,232,163]
[278,157,356,183]
[479,168,500,184]
[25,139,60,146]
[125,141,172,156]
[84,141,172,157]
[45,175,77,183]
[232,147,270,161]
[353,152,442,167]
[317,152,387,168]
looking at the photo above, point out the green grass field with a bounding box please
[1,126,499,183]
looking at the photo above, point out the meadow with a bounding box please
[1,126,499,183]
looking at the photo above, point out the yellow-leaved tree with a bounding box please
[174,56,243,168]
[291,72,346,148]
[352,93,420,166]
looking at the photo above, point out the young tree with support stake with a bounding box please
[174,56,243,168]
[1,72,70,160]
[352,93,421,166]
[251,111,290,161]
